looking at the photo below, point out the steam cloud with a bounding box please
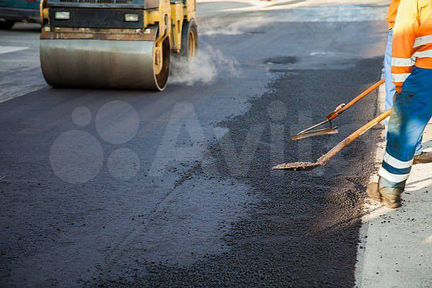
[200,17,272,36]
[170,44,239,86]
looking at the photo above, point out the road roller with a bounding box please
[39,0,198,91]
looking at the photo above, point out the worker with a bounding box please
[368,0,432,208]
[384,0,399,111]
[385,0,424,157]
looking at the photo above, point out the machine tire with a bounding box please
[180,19,198,59]
[0,20,15,30]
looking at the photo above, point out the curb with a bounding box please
[354,75,387,288]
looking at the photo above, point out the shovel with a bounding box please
[273,110,392,171]
[293,79,385,141]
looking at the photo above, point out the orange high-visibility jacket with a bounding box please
[392,0,432,91]
[387,0,400,30]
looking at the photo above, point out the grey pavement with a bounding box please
[355,83,432,288]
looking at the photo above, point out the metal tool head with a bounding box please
[294,117,339,141]
[296,119,330,136]
[272,161,322,171]
[292,127,339,141]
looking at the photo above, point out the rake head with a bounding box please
[292,127,339,141]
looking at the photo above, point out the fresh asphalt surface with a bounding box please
[0,3,387,287]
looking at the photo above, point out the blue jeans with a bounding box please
[384,30,423,155]
[379,68,432,187]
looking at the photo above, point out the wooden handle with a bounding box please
[327,79,385,121]
[318,110,392,165]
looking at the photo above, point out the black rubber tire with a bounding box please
[0,20,15,30]
[180,19,198,59]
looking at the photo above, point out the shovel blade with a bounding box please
[272,161,321,171]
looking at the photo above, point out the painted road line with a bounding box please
[0,68,47,104]
[0,46,29,54]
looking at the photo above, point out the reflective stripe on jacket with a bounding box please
[392,0,432,90]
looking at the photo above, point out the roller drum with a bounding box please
[40,40,168,91]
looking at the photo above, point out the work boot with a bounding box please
[366,182,381,203]
[413,151,432,164]
[367,177,405,209]
[380,187,403,209]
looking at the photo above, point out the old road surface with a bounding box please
[0,1,388,287]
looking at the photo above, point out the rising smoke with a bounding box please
[199,16,272,36]
[170,44,239,86]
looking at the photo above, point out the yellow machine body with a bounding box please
[40,0,197,91]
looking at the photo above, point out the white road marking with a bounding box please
[0,46,29,54]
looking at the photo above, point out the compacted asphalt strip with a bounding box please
[0,3,388,287]
[120,58,384,287]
